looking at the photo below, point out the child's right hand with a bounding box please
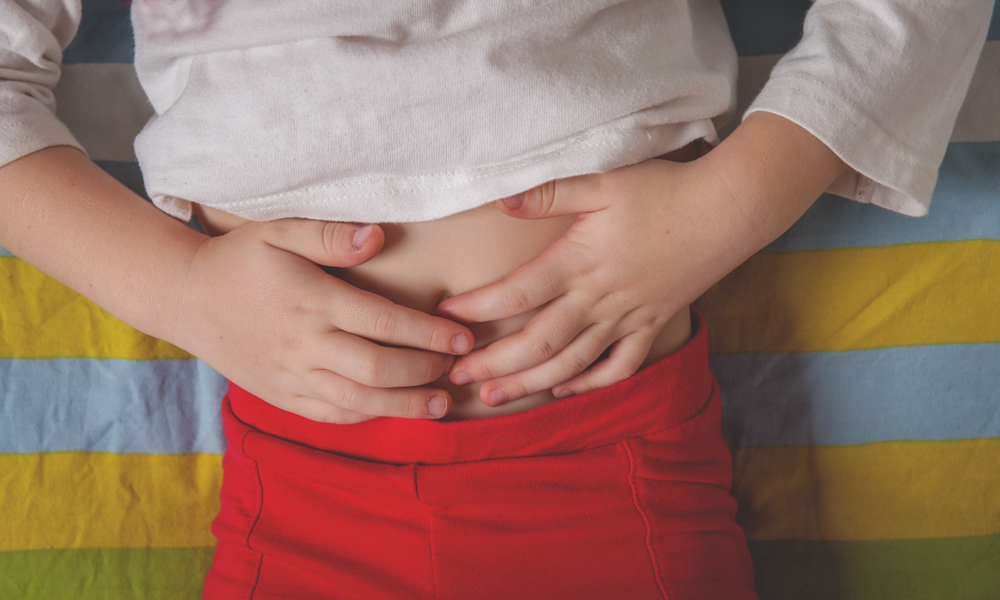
[1,148,471,424]
[171,219,475,424]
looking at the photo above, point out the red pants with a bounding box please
[203,312,756,599]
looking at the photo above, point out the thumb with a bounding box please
[258,219,385,268]
[496,173,607,219]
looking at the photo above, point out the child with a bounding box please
[0,0,992,597]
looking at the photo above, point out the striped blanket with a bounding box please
[1,0,998,597]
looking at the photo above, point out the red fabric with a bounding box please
[203,311,757,599]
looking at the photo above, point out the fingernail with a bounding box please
[556,389,576,399]
[452,334,472,354]
[352,224,375,250]
[489,388,508,406]
[428,395,447,418]
[502,193,525,210]
[453,371,472,385]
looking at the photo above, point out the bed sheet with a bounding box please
[1,0,998,598]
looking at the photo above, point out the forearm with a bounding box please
[0,146,206,343]
[696,111,848,263]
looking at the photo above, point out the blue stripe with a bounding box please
[4,344,999,454]
[0,359,227,454]
[712,344,1000,448]
[63,0,134,65]
[767,142,1000,252]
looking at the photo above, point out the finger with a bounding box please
[307,369,452,420]
[333,281,474,355]
[269,394,376,425]
[436,247,572,324]
[259,218,386,268]
[496,172,608,219]
[323,331,457,388]
[551,332,652,399]
[477,324,615,407]
[449,295,590,384]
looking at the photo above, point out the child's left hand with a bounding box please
[436,157,740,405]
[437,113,847,407]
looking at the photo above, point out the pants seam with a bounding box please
[622,439,670,600]
[416,467,439,600]
[240,430,265,599]
[429,508,440,600]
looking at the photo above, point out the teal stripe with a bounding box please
[767,142,1000,252]
[0,547,213,600]
[94,160,147,199]
[722,0,998,57]
[0,359,227,454]
[721,0,811,57]
[991,1,1000,41]
[749,535,1000,600]
[64,0,134,65]
[712,344,1000,447]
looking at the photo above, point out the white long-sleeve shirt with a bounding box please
[1,0,993,222]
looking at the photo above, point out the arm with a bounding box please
[745,0,995,216]
[0,147,474,421]
[436,0,993,405]
[2,0,475,422]
[438,112,846,404]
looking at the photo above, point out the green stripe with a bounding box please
[3,538,997,599]
[0,547,213,600]
[749,535,1000,600]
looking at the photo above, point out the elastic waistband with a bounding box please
[227,310,715,465]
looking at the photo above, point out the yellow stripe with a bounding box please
[11,239,998,359]
[0,453,220,551]
[0,257,190,359]
[733,439,1000,541]
[696,240,1000,354]
[4,441,997,550]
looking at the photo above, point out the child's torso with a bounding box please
[195,199,694,420]
[131,0,737,224]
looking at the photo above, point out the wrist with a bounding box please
[696,111,847,252]
[0,146,208,346]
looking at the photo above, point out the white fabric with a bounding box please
[128,0,734,223]
[0,0,992,222]
[746,0,995,217]
[0,0,85,166]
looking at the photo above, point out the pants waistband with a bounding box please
[227,310,715,465]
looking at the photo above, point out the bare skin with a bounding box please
[0,111,846,423]
[193,201,693,420]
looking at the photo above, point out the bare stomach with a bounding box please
[194,200,691,420]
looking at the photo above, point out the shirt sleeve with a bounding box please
[745,0,995,216]
[0,0,85,168]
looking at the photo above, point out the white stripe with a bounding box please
[726,40,1000,143]
[951,40,1000,143]
[53,63,153,163]
[48,41,1000,163]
